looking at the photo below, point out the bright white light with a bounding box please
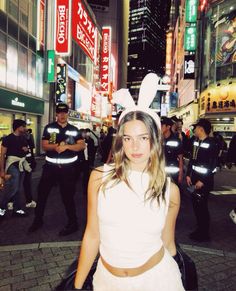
[222,118,230,121]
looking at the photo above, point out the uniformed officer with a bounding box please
[186,118,217,242]
[28,103,85,236]
[161,117,183,185]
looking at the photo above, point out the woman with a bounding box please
[74,74,184,290]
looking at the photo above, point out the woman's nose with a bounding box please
[132,138,139,150]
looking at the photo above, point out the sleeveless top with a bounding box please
[97,164,171,268]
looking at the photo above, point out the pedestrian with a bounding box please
[85,128,95,167]
[91,124,101,162]
[24,128,37,208]
[28,103,85,236]
[100,126,116,163]
[0,119,30,219]
[186,118,218,242]
[74,73,184,290]
[161,117,183,186]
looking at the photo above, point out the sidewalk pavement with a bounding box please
[0,157,236,290]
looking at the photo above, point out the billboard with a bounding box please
[72,0,97,62]
[184,24,197,51]
[55,64,67,103]
[100,27,111,93]
[185,0,198,23]
[55,0,71,56]
[184,55,195,79]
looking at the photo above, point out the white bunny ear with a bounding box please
[138,73,160,108]
[112,88,135,108]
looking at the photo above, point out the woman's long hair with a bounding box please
[100,111,166,203]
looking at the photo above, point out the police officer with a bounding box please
[161,117,183,185]
[28,103,85,236]
[186,118,217,242]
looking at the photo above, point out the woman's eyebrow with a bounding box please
[123,133,149,137]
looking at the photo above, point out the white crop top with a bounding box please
[98,164,171,268]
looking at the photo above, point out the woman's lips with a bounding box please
[131,153,143,158]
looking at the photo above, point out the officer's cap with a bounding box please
[161,117,174,127]
[194,118,212,134]
[171,115,179,123]
[56,103,69,113]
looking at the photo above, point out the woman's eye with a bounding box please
[141,136,149,141]
[123,137,130,142]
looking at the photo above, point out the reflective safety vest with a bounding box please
[165,165,179,174]
[45,155,78,164]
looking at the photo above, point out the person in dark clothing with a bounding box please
[0,119,30,219]
[161,117,183,186]
[186,118,218,242]
[23,129,37,208]
[28,103,85,236]
[226,134,236,168]
[85,128,95,167]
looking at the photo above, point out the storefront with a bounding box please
[0,88,44,154]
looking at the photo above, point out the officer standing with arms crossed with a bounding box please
[28,103,85,236]
[186,118,217,242]
[161,117,183,186]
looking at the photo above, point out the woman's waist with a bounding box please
[100,246,165,277]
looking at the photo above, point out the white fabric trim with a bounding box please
[45,156,78,164]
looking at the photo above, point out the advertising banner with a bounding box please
[184,24,197,51]
[185,0,198,23]
[184,55,195,79]
[72,0,97,62]
[55,0,71,56]
[100,27,111,93]
[55,64,67,103]
[91,94,102,117]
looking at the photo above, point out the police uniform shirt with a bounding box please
[187,137,217,183]
[164,133,183,167]
[42,122,80,160]
[2,133,28,158]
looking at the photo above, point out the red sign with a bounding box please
[72,0,96,62]
[100,27,111,93]
[37,0,45,50]
[55,0,71,56]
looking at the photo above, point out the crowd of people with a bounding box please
[0,73,236,289]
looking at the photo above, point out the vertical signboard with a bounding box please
[184,55,195,79]
[185,0,198,23]
[36,0,45,50]
[100,27,111,93]
[55,0,72,56]
[72,0,97,62]
[47,50,55,82]
[184,25,197,51]
[55,64,67,103]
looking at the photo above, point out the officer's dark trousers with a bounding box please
[35,163,77,225]
[191,175,213,236]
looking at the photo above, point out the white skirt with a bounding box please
[93,249,185,291]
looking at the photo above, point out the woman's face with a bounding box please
[122,120,151,171]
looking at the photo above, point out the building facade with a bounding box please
[127,0,170,99]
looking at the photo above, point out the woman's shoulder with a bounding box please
[169,180,180,205]
[90,164,115,179]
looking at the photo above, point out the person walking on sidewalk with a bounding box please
[186,118,218,242]
[74,73,184,290]
[28,103,85,236]
[0,119,30,219]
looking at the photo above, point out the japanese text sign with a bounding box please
[100,27,111,93]
[185,0,198,23]
[72,0,96,62]
[184,25,197,51]
[55,0,71,56]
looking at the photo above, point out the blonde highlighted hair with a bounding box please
[100,111,167,203]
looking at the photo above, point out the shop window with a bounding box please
[28,50,36,95]
[7,0,18,21]
[0,31,7,86]
[36,55,44,98]
[0,10,7,32]
[28,0,37,37]
[6,37,18,90]
[0,0,7,12]
[19,0,28,30]
[18,44,28,93]
[8,17,18,40]
[29,34,36,52]
[19,27,28,47]
[0,113,12,141]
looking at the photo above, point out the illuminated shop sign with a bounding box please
[36,0,45,50]
[72,0,97,62]
[185,0,198,23]
[184,25,197,51]
[165,32,172,76]
[47,50,55,82]
[100,27,111,93]
[184,55,195,79]
[55,0,72,56]
[55,64,67,103]
[200,84,236,114]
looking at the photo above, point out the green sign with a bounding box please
[184,25,197,51]
[47,50,55,82]
[185,0,198,23]
[0,88,44,115]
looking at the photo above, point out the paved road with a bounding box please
[0,157,236,290]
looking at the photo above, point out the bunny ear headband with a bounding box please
[112,73,161,129]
